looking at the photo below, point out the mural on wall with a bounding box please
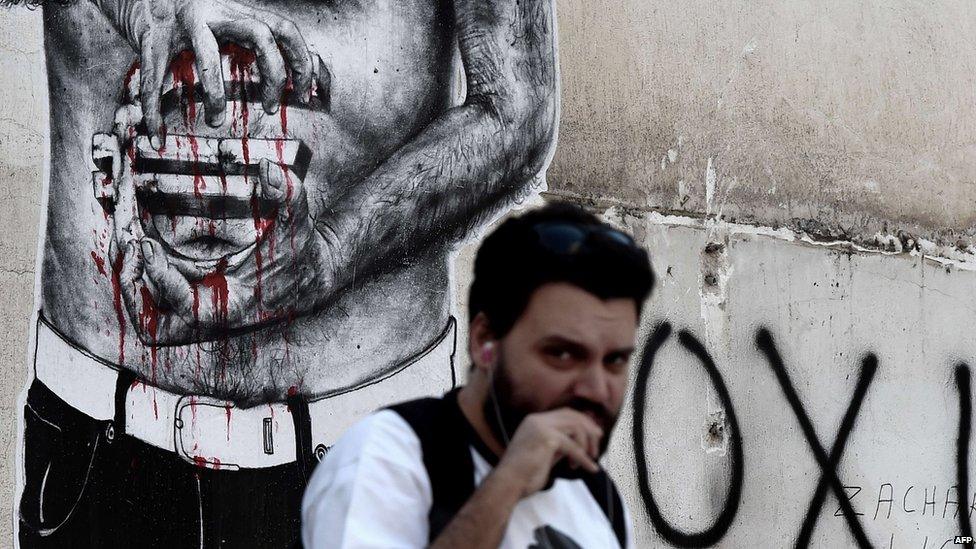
[13,0,558,544]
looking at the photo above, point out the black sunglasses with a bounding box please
[531,222,638,255]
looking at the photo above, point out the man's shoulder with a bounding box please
[384,393,451,429]
[321,407,425,471]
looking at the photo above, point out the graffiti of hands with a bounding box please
[110,156,339,346]
[105,0,312,140]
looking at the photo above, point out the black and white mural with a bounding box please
[13,0,558,544]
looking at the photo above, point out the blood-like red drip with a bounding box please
[286,385,298,412]
[138,285,159,369]
[122,61,140,103]
[199,258,230,326]
[223,44,256,167]
[137,285,160,420]
[225,404,232,441]
[91,251,107,277]
[171,50,206,198]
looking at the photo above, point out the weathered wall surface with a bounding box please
[4,1,976,548]
[597,210,976,547]
[551,0,976,243]
[0,8,46,543]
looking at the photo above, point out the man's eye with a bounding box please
[545,348,574,362]
[606,353,630,369]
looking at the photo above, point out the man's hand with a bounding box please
[112,158,336,345]
[430,408,600,549]
[99,0,312,141]
[494,409,603,498]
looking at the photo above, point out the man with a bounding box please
[12,0,558,543]
[302,202,655,548]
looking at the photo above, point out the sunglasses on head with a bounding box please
[531,222,638,255]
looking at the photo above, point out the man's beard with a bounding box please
[483,353,619,459]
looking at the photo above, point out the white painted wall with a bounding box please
[5,2,976,547]
[597,210,976,547]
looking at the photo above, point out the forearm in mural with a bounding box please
[317,0,559,295]
[88,0,144,48]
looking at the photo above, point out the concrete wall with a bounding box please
[0,8,46,543]
[598,209,976,547]
[551,0,976,243]
[4,0,976,546]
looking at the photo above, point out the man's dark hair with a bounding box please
[468,201,655,338]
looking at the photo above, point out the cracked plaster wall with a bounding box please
[3,1,976,546]
[549,0,976,246]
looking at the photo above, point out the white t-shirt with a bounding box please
[302,408,632,549]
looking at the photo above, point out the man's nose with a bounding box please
[573,362,611,405]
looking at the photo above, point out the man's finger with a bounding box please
[259,158,287,203]
[210,20,287,114]
[117,240,143,329]
[190,25,226,127]
[565,427,597,461]
[552,409,603,459]
[556,433,599,473]
[139,35,172,148]
[259,159,310,221]
[267,16,312,98]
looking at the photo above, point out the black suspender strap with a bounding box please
[288,394,315,483]
[388,390,475,542]
[582,469,628,548]
[113,368,137,435]
[391,390,628,548]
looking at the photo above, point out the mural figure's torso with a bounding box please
[40,0,460,404]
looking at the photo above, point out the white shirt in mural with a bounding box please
[302,410,632,549]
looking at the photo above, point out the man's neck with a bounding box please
[457,382,506,458]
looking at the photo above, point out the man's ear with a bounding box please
[468,312,497,373]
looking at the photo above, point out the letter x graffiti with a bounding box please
[636,326,976,549]
[756,329,876,549]
[633,325,880,548]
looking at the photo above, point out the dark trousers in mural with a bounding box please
[19,380,312,548]
[18,315,457,547]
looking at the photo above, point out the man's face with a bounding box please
[485,282,639,456]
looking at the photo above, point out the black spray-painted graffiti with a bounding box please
[632,322,974,549]
[631,323,743,547]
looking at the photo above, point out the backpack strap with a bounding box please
[391,390,628,548]
[388,390,475,543]
[582,469,628,548]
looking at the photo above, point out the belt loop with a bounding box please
[114,369,137,435]
[288,394,314,481]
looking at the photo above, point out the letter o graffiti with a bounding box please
[631,323,744,547]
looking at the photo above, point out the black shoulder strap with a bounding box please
[388,392,475,543]
[391,392,627,548]
[582,470,628,548]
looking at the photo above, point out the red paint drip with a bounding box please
[110,253,126,364]
[192,456,222,471]
[223,44,255,170]
[171,51,205,197]
[280,75,290,136]
[126,126,137,164]
[122,61,140,103]
[91,251,107,277]
[196,258,230,326]
[225,404,232,441]
[138,285,159,381]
